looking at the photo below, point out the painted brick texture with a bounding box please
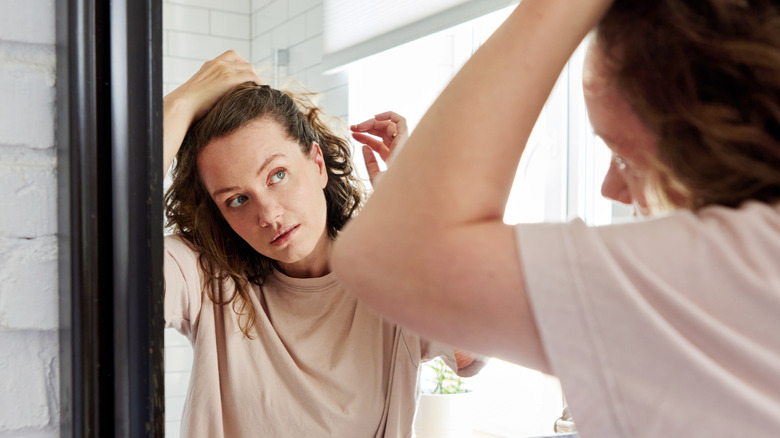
[0,0,59,436]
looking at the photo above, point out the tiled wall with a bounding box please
[0,0,60,437]
[163,1,350,435]
[250,0,348,119]
[163,0,348,117]
[163,0,252,95]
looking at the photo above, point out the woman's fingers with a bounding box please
[352,111,409,168]
[362,145,383,185]
[374,111,408,138]
[215,49,248,63]
[352,132,392,161]
[351,119,396,140]
[178,51,264,121]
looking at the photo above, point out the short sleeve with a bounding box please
[515,203,780,437]
[164,234,204,340]
[401,328,457,372]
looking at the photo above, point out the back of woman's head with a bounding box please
[164,82,365,336]
[597,0,780,210]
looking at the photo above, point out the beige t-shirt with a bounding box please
[164,234,456,438]
[516,201,780,437]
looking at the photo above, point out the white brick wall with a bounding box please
[0,0,59,437]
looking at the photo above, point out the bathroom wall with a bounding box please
[0,0,60,437]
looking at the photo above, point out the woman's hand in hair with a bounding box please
[350,111,408,185]
[163,50,264,175]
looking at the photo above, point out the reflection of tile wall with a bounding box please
[163,0,251,95]
[163,1,352,435]
[250,0,348,119]
[163,0,348,118]
[164,328,192,437]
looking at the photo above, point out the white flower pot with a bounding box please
[414,393,475,438]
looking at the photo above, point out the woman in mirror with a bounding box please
[332,0,780,437]
[162,51,482,437]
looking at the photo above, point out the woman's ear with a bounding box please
[309,142,328,189]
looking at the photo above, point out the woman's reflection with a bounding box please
[162,51,482,438]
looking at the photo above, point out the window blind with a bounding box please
[323,0,519,71]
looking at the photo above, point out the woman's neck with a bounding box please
[275,233,333,278]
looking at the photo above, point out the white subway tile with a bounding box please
[167,0,249,14]
[164,327,191,347]
[165,344,194,372]
[253,0,287,37]
[163,56,206,86]
[305,5,323,39]
[251,0,273,13]
[288,35,323,75]
[167,31,250,61]
[251,33,273,65]
[163,4,210,34]
[288,0,321,18]
[165,419,182,438]
[320,84,349,119]
[210,11,250,39]
[164,371,192,398]
[305,64,347,94]
[166,396,186,422]
[269,24,290,51]
[253,56,274,81]
[285,13,307,47]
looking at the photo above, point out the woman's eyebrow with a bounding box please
[211,153,286,197]
[256,153,285,177]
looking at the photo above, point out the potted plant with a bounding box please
[414,357,476,438]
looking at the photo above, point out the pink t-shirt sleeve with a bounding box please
[400,329,457,372]
[515,202,780,437]
[164,234,204,340]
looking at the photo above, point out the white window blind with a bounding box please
[323,0,519,71]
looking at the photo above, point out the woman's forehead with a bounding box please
[583,41,658,162]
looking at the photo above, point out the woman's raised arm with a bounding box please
[163,50,263,175]
[332,0,611,370]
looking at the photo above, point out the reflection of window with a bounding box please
[347,6,627,436]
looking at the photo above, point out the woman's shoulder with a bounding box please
[165,233,200,257]
[164,233,206,281]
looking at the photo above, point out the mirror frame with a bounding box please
[57,0,164,436]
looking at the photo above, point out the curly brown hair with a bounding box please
[164,82,365,337]
[597,0,780,210]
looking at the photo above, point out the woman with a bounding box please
[333,0,780,437]
[162,52,480,438]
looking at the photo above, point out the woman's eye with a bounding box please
[227,195,248,208]
[270,170,286,184]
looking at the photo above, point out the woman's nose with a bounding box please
[601,162,632,205]
[254,197,283,226]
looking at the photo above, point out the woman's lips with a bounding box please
[271,225,298,246]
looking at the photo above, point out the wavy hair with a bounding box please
[597,0,780,210]
[164,82,365,337]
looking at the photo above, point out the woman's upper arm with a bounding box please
[164,236,203,338]
[336,220,550,372]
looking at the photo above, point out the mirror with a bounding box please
[161,2,595,436]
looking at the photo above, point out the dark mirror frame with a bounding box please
[56,0,164,436]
